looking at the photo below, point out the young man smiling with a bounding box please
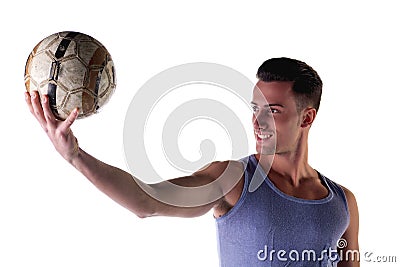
[25,57,359,266]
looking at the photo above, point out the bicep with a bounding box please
[147,160,243,218]
[148,173,222,218]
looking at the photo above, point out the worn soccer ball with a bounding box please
[24,31,116,120]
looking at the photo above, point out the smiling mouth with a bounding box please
[255,131,273,140]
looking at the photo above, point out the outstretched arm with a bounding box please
[25,91,242,218]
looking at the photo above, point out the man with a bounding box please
[25,57,359,266]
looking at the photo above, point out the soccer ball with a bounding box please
[24,31,116,120]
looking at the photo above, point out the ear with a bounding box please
[300,107,317,128]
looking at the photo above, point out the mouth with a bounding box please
[254,131,274,141]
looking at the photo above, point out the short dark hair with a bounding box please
[256,57,323,112]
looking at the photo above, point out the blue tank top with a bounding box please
[215,155,350,267]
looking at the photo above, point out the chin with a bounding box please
[256,145,276,155]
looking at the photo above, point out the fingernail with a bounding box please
[31,91,36,99]
[42,95,47,103]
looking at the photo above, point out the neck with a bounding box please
[256,134,316,187]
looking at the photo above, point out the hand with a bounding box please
[25,91,80,163]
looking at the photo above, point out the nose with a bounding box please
[253,110,273,130]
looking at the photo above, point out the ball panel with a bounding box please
[97,85,116,111]
[24,54,34,91]
[98,61,116,97]
[64,88,97,117]
[28,52,53,91]
[58,57,88,90]
[55,84,68,107]
[32,33,58,56]
[97,61,116,111]
[78,40,103,66]
[62,92,83,118]
[49,39,78,60]
[86,46,108,97]
[81,89,97,116]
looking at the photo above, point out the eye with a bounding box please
[251,104,259,113]
[270,108,279,114]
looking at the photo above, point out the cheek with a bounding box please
[275,117,299,136]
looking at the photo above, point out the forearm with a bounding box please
[71,148,157,218]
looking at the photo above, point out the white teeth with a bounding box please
[257,133,272,139]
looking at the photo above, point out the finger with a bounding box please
[29,91,47,127]
[59,107,79,133]
[25,92,34,114]
[41,94,57,126]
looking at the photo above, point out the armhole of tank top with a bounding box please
[215,159,249,222]
[337,183,350,218]
[323,176,350,217]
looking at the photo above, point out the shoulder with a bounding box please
[193,159,245,196]
[339,184,358,213]
[322,176,355,200]
[321,175,358,216]
[332,182,359,224]
[339,185,356,200]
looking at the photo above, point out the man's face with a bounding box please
[251,81,302,155]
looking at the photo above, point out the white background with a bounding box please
[1,0,399,266]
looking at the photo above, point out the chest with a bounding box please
[268,175,330,201]
[219,194,347,255]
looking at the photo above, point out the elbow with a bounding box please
[133,205,156,219]
[135,211,152,219]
